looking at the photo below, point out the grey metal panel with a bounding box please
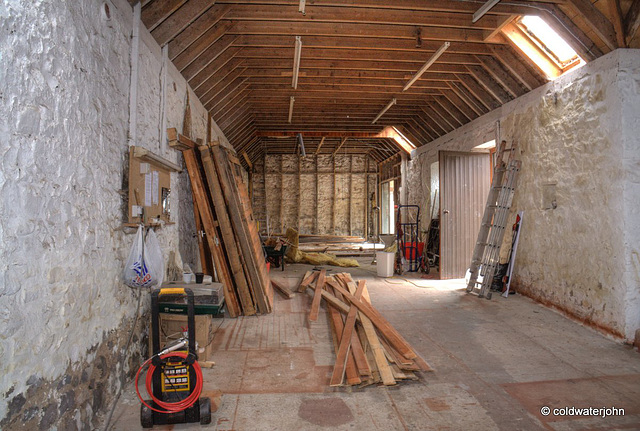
[439,151,491,279]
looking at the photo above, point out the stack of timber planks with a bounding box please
[173,127,273,317]
[298,271,433,387]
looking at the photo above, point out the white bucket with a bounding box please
[376,252,395,277]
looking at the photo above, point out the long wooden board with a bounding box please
[308,270,326,322]
[210,144,273,313]
[182,149,240,317]
[329,282,416,360]
[200,146,256,316]
[227,151,274,308]
[330,280,365,386]
[326,286,361,386]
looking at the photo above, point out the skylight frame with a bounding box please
[516,16,584,73]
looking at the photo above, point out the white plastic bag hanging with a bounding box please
[123,226,151,287]
[122,226,164,288]
[144,228,165,287]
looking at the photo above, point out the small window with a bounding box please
[519,16,583,71]
[502,16,584,80]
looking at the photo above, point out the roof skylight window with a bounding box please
[501,15,584,80]
[519,16,583,70]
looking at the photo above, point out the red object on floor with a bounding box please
[402,242,424,260]
[266,262,270,273]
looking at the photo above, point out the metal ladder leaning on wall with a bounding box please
[466,141,521,299]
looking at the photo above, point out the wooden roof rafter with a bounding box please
[136,0,622,161]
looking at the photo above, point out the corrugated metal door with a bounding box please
[439,151,491,279]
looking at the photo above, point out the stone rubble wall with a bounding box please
[409,49,640,342]
[0,0,227,428]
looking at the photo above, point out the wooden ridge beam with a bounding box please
[242,58,471,73]
[219,4,502,29]
[227,21,490,43]
[215,0,540,16]
[241,67,460,81]
[234,34,499,54]
[246,76,452,90]
[233,47,484,65]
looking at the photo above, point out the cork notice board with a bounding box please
[127,146,180,226]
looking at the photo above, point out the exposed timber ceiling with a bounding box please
[133,0,640,164]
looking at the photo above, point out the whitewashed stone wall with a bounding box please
[0,0,225,427]
[410,49,640,342]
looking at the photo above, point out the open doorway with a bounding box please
[380,180,395,235]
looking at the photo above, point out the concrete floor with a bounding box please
[107,259,640,430]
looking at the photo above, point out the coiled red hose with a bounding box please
[135,352,203,414]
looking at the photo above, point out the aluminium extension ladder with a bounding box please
[466,141,521,299]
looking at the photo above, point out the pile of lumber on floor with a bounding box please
[171,128,273,317]
[298,270,433,387]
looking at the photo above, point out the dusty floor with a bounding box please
[107,259,640,430]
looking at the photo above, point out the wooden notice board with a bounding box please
[127,146,181,226]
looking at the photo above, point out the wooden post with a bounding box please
[349,155,353,237]
[280,155,285,234]
[332,154,336,235]
[364,156,369,240]
[263,152,267,234]
[315,154,319,234]
[297,155,301,232]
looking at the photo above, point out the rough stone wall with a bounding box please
[409,49,640,341]
[255,154,377,236]
[0,0,220,427]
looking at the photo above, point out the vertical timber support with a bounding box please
[279,155,285,234]
[297,155,301,232]
[315,154,319,234]
[332,154,337,235]
[349,155,353,236]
